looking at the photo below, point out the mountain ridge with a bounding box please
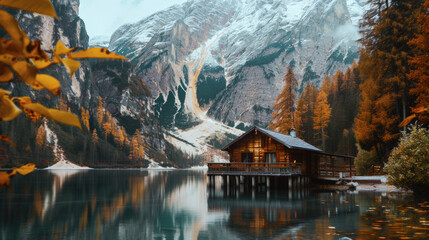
[105,0,366,128]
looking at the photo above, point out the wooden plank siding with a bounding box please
[228,131,286,163]
[213,126,356,178]
[226,130,314,175]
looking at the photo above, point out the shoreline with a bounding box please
[312,182,406,193]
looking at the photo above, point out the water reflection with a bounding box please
[207,185,360,239]
[0,170,208,239]
[0,170,426,240]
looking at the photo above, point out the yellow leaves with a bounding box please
[0,63,12,82]
[399,106,429,127]
[52,42,78,77]
[70,48,127,60]
[0,172,11,186]
[52,42,126,76]
[0,163,35,187]
[11,61,38,87]
[23,40,49,60]
[0,90,22,121]
[0,10,28,51]
[399,114,416,128]
[54,41,73,56]
[23,103,82,130]
[60,58,81,76]
[0,135,17,148]
[412,106,428,114]
[32,59,52,70]
[0,6,126,137]
[0,0,57,18]
[11,163,36,175]
[36,74,60,96]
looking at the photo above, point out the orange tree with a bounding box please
[0,0,126,186]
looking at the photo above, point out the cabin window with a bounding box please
[265,152,276,163]
[242,152,253,162]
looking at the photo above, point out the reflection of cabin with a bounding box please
[208,191,358,239]
[207,126,355,181]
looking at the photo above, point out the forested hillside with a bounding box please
[270,0,429,174]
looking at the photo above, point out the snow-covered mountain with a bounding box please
[107,0,367,130]
[88,35,110,48]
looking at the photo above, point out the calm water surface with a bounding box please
[0,170,428,240]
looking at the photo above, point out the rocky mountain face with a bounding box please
[2,0,166,165]
[2,0,368,164]
[108,0,366,129]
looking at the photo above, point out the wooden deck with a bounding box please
[207,162,302,176]
[318,164,356,178]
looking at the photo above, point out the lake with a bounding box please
[0,170,428,239]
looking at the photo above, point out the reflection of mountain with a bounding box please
[40,170,89,221]
[0,171,409,239]
[0,170,209,239]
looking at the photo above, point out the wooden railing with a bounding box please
[207,162,302,176]
[318,164,356,178]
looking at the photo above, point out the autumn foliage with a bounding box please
[270,67,297,134]
[355,0,425,162]
[295,82,319,145]
[407,0,429,123]
[0,163,35,186]
[313,90,331,151]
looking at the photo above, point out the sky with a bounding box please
[79,0,188,39]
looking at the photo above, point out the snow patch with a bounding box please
[45,160,91,170]
[44,122,90,169]
[146,158,176,169]
[166,117,243,162]
[44,122,65,162]
[89,35,110,48]
[190,165,208,170]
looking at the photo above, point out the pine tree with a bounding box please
[103,122,112,137]
[324,66,361,154]
[332,70,344,96]
[114,127,125,148]
[91,129,99,165]
[35,125,45,148]
[81,107,90,131]
[321,75,334,101]
[270,67,297,134]
[92,129,98,144]
[59,98,68,112]
[97,96,104,127]
[408,0,429,115]
[129,129,144,161]
[355,0,424,161]
[295,82,319,145]
[313,90,332,151]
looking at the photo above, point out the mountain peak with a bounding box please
[108,0,366,128]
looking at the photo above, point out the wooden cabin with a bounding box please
[208,126,355,180]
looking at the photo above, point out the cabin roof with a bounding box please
[222,126,323,152]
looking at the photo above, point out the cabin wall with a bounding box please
[229,131,288,163]
[225,129,356,177]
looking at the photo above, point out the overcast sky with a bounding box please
[79,0,188,39]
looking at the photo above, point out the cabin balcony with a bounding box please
[207,162,302,176]
[318,165,356,178]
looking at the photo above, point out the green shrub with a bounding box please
[354,144,379,175]
[384,125,429,195]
